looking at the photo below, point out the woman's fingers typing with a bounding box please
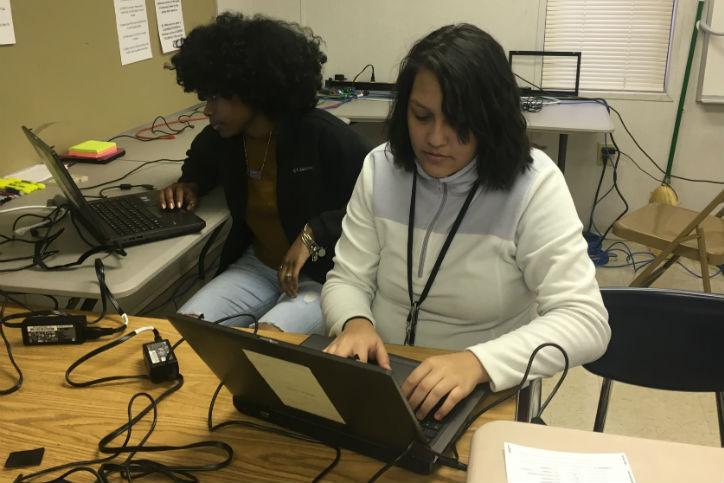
[159,182,198,210]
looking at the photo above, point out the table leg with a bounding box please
[557,133,568,172]
[516,379,542,422]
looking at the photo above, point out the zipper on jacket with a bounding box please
[417,182,447,278]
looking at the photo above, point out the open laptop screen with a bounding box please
[21,126,97,218]
[509,50,581,98]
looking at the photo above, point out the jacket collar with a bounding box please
[414,157,479,196]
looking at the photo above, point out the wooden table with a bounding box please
[0,309,515,482]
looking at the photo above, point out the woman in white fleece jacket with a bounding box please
[321,24,610,422]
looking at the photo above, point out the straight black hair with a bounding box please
[387,24,532,190]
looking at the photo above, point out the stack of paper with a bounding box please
[504,442,637,483]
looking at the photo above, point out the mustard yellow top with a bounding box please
[244,134,290,269]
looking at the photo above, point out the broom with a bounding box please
[650,0,705,205]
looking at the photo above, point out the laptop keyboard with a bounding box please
[92,196,163,236]
[420,417,444,441]
[418,397,450,441]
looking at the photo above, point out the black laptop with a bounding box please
[22,126,205,247]
[167,313,489,474]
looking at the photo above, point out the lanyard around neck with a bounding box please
[405,172,480,346]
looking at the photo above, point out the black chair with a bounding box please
[584,287,724,446]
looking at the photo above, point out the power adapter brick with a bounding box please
[143,339,179,383]
[21,314,88,345]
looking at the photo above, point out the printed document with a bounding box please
[504,442,637,483]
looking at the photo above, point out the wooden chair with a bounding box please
[584,287,724,447]
[612,189,724,292]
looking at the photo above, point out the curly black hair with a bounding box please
[170,12,326,119]
[387,24,532,190]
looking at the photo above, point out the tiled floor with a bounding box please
[542,244,723,447]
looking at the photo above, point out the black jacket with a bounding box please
[179,108,371,283]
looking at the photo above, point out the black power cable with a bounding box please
[78,158,184,192]
[206,380,342,483]
[598,132,628,242]
[14,377,234,482]
[65,327,160,387]
[367,441,415,483]
[29,214,126,272]
[139,221,226,317]
[463,342,570,432]
[586,138,610,234]
[352,64,376,82]
[0,295,23,395]
[13,377,182,483]
[96,384,233,482]
[0,206,68,273]
[169,311,257,357]
[89,258,128,329]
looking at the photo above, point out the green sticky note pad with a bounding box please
[68,140,117,154]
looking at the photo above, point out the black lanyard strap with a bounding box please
[405,173,479,345]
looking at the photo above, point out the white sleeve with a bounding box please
[466,166,611,391]
[321,153,381,335]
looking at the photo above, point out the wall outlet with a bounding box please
[597,143,617,165]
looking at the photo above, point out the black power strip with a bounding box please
[324,79,396,91]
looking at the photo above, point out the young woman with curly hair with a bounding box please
[322,24,610,420]
[161,13,370,332]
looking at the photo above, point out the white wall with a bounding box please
[218,0,545,81]
[218,0,301,23]
[218,0,724,230]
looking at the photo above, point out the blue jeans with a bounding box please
[179,247,324,334]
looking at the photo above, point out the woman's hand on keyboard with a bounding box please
[160,182,199,210]
[323,318,391,370]
[402,351,489,421]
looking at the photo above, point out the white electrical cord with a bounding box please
[0,205,54,214]
[14,220,52,236]
[10,206,68,235]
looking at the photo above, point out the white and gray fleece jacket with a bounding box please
[321,143,610,391]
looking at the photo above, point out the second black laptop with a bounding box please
[167,313,489,474]
[22,126,205,247]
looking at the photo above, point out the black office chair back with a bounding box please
[585,287,724,392]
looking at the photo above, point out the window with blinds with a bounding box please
[543,0,676,93]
